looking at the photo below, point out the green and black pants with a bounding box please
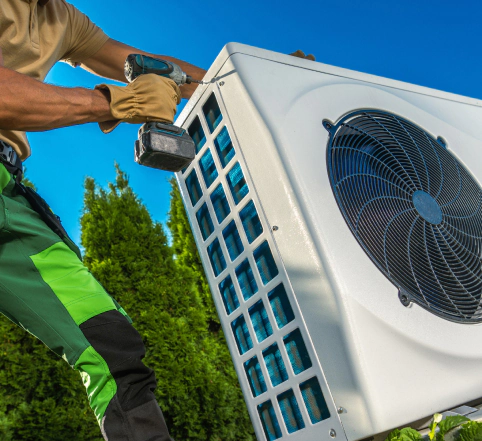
[0,163,171,441]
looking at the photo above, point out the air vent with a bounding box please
[219,275,239,314]
[236,258,259,300]
[277,389,305,433]
[263,343,288,387]
[180,83,336,441]
[196,203,214,240]
[187,116,206,153]
[249,300,273,342]
[245,356,267,397]
[215,126,236,168]
[268,284,295,329]
[326,110,482,323]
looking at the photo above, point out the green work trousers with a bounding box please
[0,164,171,440]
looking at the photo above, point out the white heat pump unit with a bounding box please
[174,43,482,441]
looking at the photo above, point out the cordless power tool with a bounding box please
[125,54,203,172]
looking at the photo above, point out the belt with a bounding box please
[0,140,23,183]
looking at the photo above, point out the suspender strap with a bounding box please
[0,140,23,183]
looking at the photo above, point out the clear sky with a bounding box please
[25,0,481,244]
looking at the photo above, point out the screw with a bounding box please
[219,81,225,86]
[272,226,279,231]
[330,429,337,438]
[337,407,344,414]
[323,120,334,132]
[398,290,411,307]
[437,136,447,148]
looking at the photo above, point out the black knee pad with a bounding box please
[80,310,157,411]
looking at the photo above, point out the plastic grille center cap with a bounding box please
[412,190,443,225]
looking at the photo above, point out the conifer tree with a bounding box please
[0,319,101,441]
[167,178,255,438]
[81,166,255,440]
[167,179,219,326]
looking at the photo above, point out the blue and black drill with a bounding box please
[125,54,203,172]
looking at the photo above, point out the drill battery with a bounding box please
[135,122,195,172]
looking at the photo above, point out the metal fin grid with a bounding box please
[327,110,482,323]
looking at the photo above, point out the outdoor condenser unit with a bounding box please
[174,43,482,441]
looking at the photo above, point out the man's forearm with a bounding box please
[0,66,112,131]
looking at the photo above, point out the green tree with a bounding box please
[0,320,101,441]
[167,178,255,439]
[81,166,255,440]
[168,179,219,327]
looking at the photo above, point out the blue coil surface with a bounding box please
[249,300,273,342]
[199,148,218,188]
[215,126,236,168]
[210,184,231,223]
[268,284,295,329]
[277,389,305,433]
[258,401,282,440]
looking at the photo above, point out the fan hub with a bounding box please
[412,191,443,225]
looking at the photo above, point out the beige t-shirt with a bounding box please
[0,0,109,159]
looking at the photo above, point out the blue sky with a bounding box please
[26,0,481,244]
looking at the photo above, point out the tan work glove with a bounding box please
[289,50,316,61]
[95,74,182,134]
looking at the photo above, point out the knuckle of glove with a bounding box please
[131,74,180,123]
[95,74,181,133]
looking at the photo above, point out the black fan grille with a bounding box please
[326,110,482,323]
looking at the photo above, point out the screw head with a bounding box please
[330,429,337,438]
[398,290,411,307]
[437,136,447,148]
[272,226,279,231]
[219,81,225,86]
[337,407,344,414]
[323,119,334,132]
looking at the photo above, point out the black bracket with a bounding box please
[398,289,412,307]
[323,119,336,136]
[436,136,448,149]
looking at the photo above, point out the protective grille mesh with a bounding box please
[327,110,482,323]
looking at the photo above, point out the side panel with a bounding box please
[175,59,346,441]
[191,57,372,440]
[176,47,482,441]
[214,53,482,437]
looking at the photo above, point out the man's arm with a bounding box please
[0,49,112,132]
[80,39,206,99]
[0,66,112,132]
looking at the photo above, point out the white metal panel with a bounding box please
[175,43,482,441]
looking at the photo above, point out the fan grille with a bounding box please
[326,110,482,323]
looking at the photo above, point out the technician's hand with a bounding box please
[95,74,181,133]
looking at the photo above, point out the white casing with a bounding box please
[175,43,482,441]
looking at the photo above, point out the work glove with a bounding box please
[95,74,182,134]
[289,50,316,61]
